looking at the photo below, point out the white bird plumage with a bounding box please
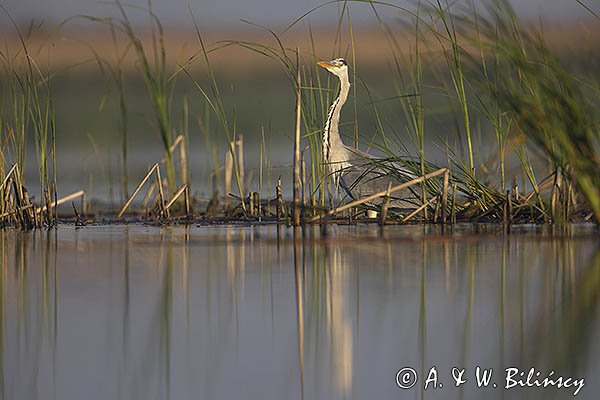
[317,57,418,207]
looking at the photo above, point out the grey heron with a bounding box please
[317,57,418,208]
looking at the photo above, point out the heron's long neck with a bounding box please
[323,71,350,164]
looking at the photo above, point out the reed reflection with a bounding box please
[0,226,596,400]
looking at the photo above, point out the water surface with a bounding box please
[1,224,599,399]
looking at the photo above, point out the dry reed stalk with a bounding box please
[451,183,457,225]
[293,49,302,227]
[0,164,18,192]
[141,181,156,210]
[566,178,574,221]
[37,190,86,214]
[22,188,35,225]
[184,186,191,217]
[507,190,513,224]
[0,182,10,220]
[71,201,85,226]
[43,190,52,225]
[551,168,563,222]
[0,204,34,219]
[237,136,245,198]
[165,184,188,212]
[276,176,284,221]
[503,191,508,224]
[249,191,255,215]
[155,166,168,218]
[80,191,87,217]
[10,165,33,227]
[309,168,448,222]
[167,135,188,187]
[2,177,12,216]
[255,192,261,217]
[181,138,188,187]
[159,135,189,189]
[442,169,449,223]
[224,149,233,209]
[421,188,428,222]
[116,163,167,218]
[379,181,392,226]
[167,135,183,154]
[301,158,307,208]
[402,196,439,223]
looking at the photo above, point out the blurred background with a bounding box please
[2,0,592,26]
[0,0,598,206]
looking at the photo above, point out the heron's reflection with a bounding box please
[326,245,353,396]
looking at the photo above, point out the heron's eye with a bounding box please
[332,58,347,67]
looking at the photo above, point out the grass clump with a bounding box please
[0,8,59,227]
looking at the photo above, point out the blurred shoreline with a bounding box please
[1,20,599,75]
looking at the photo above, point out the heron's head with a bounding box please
[317,57,348,78]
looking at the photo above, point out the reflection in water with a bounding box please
[327,245,353,397]
[0,225,598,400]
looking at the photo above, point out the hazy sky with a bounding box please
[0,0,593,28]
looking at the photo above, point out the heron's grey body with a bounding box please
[319,58,418,209]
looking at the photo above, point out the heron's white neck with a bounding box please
[323,69,350,167]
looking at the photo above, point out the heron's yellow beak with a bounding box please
[317,60,335,70]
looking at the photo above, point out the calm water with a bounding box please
[1,224,599,400]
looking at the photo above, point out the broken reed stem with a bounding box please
[402,195,439,223]
[442,169,449,223]
[155,165,168,218]
[249,191,255,215]
[0,164,19,192]
[179,136,188,187]
[309,168,448,222]
[237,136,245,198]
[247,192,259,216]
[1,165,36,228]
[116,163,163,219]
[0,204,34,219]
[276,176,284,221]
[451,183,457,225]
[503,190,508,224]
[507,190,513,224]
[255,192,261,217]
[379,181,392,226]
[224,149,233,209]
[184,185,191,217]
[165,184,188,211]
[141,182,156,210]
[72,201,85,226]
[551,168,563,223]
[81,191,87,217]
[566,177,574,222]
[293,48,302,227]
[159,134,189,188]
[301,158,307,208]
[37,190,86,214]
